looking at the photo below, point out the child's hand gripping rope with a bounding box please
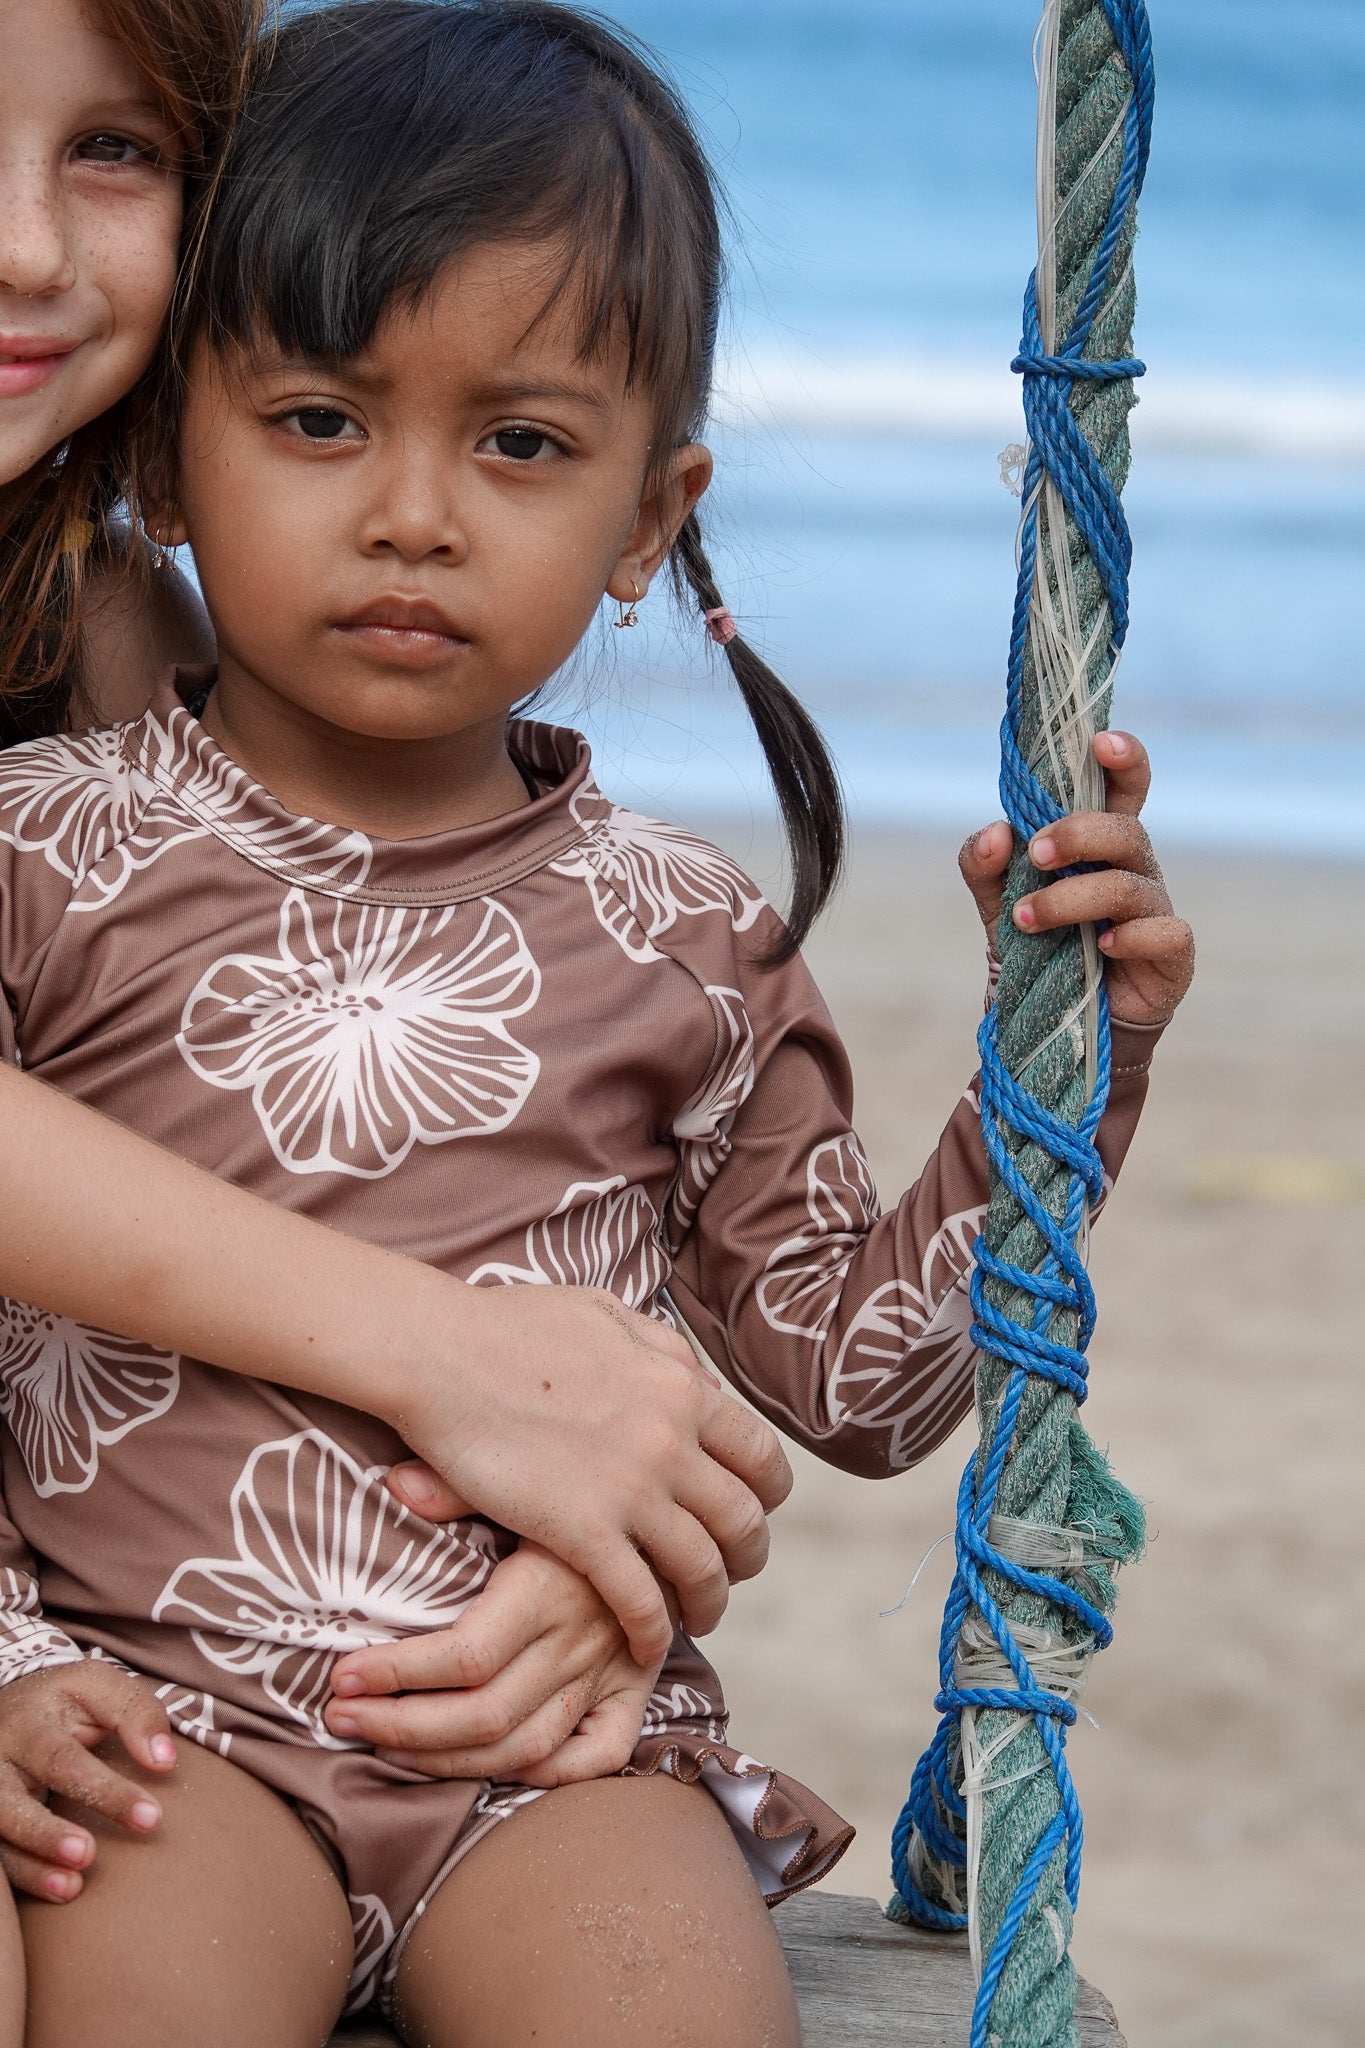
[0,1662,176,1902]
[959,731,1196,1027]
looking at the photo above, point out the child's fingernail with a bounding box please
[330,1712,361,1738]
[382,1750,416,1770]
[1106,733,1127,756]
[46,1870,80,1899]
[976,827,996,857]
[1031,836,1056,866]
[393,1463,437,1505]
[332,1672,364,1697]
[1014,901,1037,929]
[1099,930,1115,951]
[57,1833,89,1866]
[150,1734,176,1767]
[130,1800,161,1831]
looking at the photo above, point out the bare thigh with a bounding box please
[20,1734,352,2048]
[0,1873,22,2048]
[392,1775,801,2048]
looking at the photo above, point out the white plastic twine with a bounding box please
[893,1510,1107,1979]
[957,1602,1097,1982]
[1015,0,1135,1093]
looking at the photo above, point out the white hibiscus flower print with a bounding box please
[178,890,540,1178]
[0,1572,83,1686]
[154,1681,233,1759]
[824,1204,985,1470]
[471,1177,670,1313]
[0,726,206,911]
[553,795,765,963]
[666,987,756,1242]
[154,1431,502,1746]
[642,1680,726,1744]
[0,1300,180,1497]
[754,1134,881,1340]
[345,1894,395,2014]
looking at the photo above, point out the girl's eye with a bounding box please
[488,428,555,462]
[288,409,357,442]
[74,133,156,167]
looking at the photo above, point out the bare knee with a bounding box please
[394,1775,800,2048]
[20,1737,351,2048]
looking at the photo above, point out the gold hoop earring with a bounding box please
[614,578,642,629]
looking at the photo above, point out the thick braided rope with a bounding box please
[888,6,1154,2045]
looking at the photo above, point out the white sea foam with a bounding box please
[714,350,1365,466]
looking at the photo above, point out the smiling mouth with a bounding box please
[0,339,83,398]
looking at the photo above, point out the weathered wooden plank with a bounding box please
[326,1890,1126,2047]
[775,1891,1127,2047]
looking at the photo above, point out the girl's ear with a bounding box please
[140,496,188,555]
[606,443,712,603]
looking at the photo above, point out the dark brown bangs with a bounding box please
[183,2,721,464]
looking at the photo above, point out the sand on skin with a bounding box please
[700,826,1364,2048]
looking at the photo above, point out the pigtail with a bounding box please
[671,512,844,962]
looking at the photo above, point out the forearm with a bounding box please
[671,1016,1164,1477]
[0,1063,449,1428]
[0,1069,786,1661]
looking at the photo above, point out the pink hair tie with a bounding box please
[704,606,739,647]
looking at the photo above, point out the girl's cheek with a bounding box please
[89,187,182,349]
[60,184,181,416]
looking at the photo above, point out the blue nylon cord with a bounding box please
[888,5,1155,2038]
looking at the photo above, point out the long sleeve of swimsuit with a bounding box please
[665,920,1161,1480]
[0,805,89,1684]
[0,1518,84,1686]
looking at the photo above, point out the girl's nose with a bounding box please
[0,155,79,300]
[357,450,470,566]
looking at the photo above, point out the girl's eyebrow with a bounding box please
[468,377,615,418]
[80,95,177,129]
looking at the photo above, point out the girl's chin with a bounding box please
[0,392,75,486]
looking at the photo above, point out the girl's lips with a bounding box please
[336,620,471,670]
[336,597,469,668]
[0,341,81,400]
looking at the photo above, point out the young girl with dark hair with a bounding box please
[0,3,797,2032]
[0,4,1193,2042]
[0,0,785,1878]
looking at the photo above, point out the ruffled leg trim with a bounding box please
[626,1729,855,1902]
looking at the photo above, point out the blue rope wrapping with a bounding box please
[888,4,1154,2038]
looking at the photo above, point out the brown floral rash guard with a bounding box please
[0,670,1158,1947]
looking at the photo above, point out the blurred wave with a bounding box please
[717,352,1365,466]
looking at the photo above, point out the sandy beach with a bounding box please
[698,823,1364,2048]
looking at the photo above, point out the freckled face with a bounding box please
[172,239,710,748]
[0,0,183,483]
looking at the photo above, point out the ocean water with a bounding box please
[533,0,1365,857]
